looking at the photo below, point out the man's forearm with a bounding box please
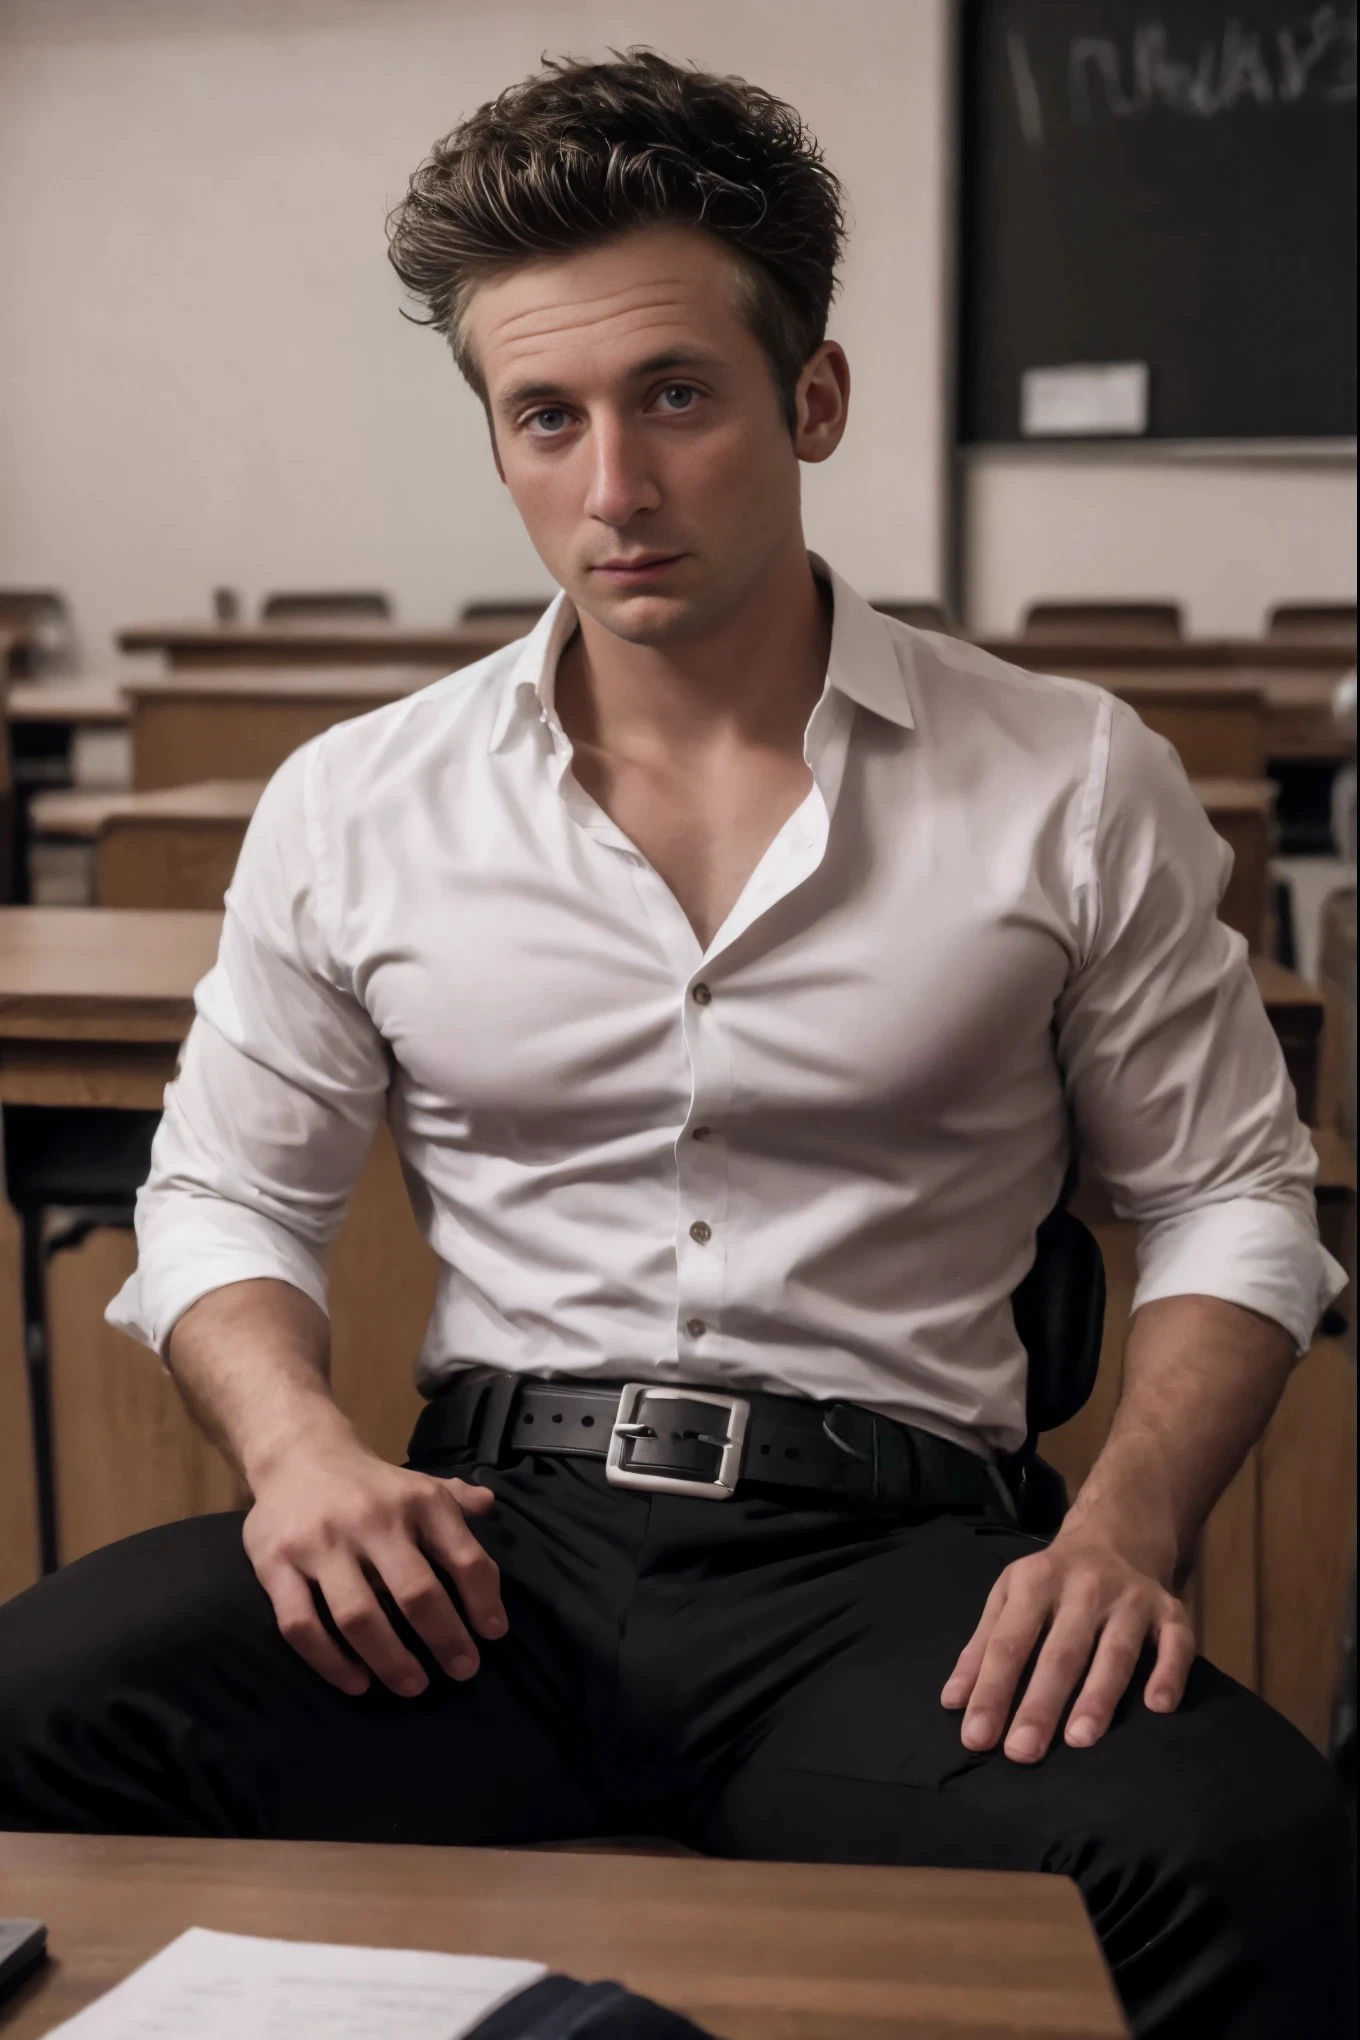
[167,1276,358,1491]
[1060,1292,1297,1583]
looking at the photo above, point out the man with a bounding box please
[0,51,1351,2037]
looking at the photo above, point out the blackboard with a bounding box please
[957,0,1357,443]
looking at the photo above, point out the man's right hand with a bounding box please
[242,1440,506,1699]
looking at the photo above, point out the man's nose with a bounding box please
[583,415,661,526]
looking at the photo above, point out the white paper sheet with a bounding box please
[43,1926,547,2040]
[1020,360,1149,436]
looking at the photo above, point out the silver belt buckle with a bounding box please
[605,1384,750,1500]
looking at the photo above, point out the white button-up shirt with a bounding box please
[107,565,1346,1456]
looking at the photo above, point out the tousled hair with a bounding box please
[386,49,846,429]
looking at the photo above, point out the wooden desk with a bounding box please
[31,780,264,910]
[981,633,1354,675]
[982,636,1354,766]
[0,910,434,1579]
[117,620,516,670]
[0,1833,1127,2040]
[125,668,444,790]
[1251,954,1326,1123]
[6,678,130,732]
[1194,778,1276,951]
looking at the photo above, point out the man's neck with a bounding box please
[556,540,831,765]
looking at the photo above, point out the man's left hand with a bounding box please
[939,1531,1196,1763]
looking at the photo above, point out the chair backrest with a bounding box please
[870,600,956,633]
[460,600,551,631]
[0,590,76,676]
[1023,600,1184,642]
[1007,1201,1106,1532]
[1012,1204,1106,1440]
[1266,601,1358,643]
[260,591,393,622]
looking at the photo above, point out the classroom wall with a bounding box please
[965,450,1358,637]
[0,0,1354,659]
[0,0,948,661]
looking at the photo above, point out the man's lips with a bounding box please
[592,553,685,579]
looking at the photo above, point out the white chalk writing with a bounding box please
[1008,7,1357,141]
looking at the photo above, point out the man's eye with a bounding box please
[528,408,569,434]
[655,384,698,412]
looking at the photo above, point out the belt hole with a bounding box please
[551,1412,564,1424]
[784,1447,800,1461]
[759,1443,770,1456]
[523,1414,534,1425]
[581,1414,594,1428]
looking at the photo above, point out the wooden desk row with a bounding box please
[28,771,1281,952]
[11,656,1351,819]
[0,908,1351,1761]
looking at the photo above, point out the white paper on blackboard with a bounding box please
[1020,361,1149,437]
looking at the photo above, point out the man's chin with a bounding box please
[572,580,713,648]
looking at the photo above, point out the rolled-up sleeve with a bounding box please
[105,737,390,1355]
[1056,697,1347,1352]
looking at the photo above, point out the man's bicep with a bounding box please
[1055,703,1306,1219]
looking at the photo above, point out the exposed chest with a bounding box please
[565,741,817,951]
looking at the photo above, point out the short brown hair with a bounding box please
[386,49,846,429]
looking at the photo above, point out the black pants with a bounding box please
[0,1435,1352,2039]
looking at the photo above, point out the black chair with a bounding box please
[1008,1196,1107,1533]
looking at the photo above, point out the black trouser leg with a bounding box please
[680,1512,1356,2040]
[1,1441,1352,2035]
[0,1503,611,1844]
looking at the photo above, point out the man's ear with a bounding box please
[793,342,851,465]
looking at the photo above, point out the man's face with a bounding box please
[464,227,841,647]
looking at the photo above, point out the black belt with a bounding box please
[409,1369,1016,1518]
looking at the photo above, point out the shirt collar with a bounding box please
[486,554,917,754]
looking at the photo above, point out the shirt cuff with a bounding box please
[1131,1195,1349,1354]
[105,1223,331,1358]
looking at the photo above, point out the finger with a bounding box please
[960,1584,1052,1752]
[1063,1604,1151,1748]
[315,1556,429,1697]
[419,1493,507,1642]
[372,1541,481,1683]
[1002,1596,1104,1762]
[940,1572,1012,1708]
[444,1477,496,1518]
[262,1566,370,1697]
[1144,1605,1197,1714]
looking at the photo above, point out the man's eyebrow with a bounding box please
[497,348,726,414]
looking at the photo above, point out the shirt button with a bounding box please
[691,982,712,1006]
[685,1317,708,1338]
[691,1125,713,1141]
[688,1219,712,1244]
